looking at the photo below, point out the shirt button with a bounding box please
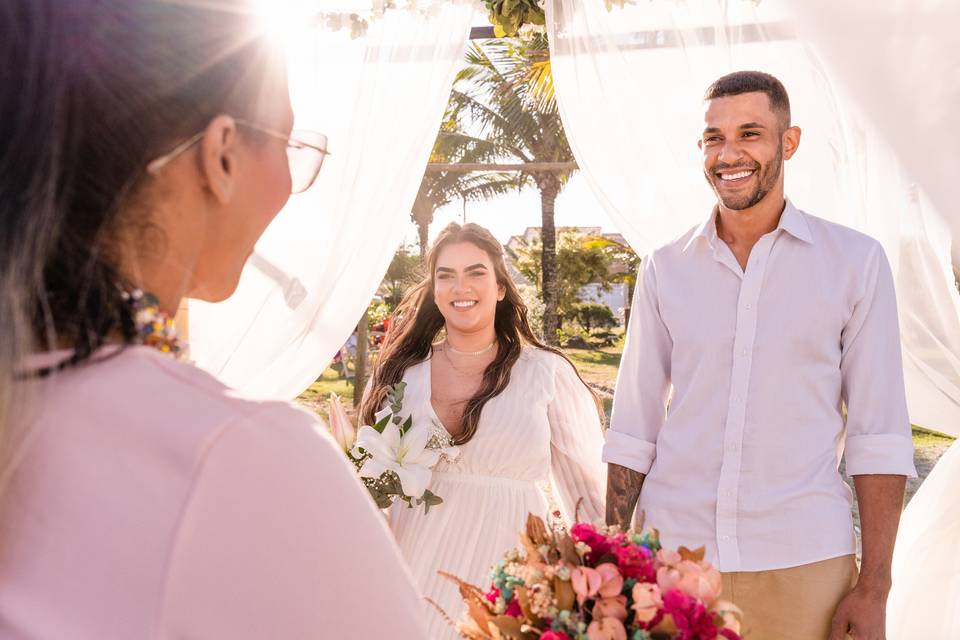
[721,535,731,541]
[745,303,753,310]
[740,348,748,357]
[727,443,738,451]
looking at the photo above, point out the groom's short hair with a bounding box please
[704,71,791,130]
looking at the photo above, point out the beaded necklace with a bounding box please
[123,289,184,357]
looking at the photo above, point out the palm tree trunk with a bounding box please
[353,310,369,408]
[539,175,560,345]
[623,278,634,331]
[417,220,429,262]
[411,194,434,263]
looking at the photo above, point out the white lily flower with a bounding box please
[353,417,442,499]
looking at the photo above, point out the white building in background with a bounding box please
[504,226,631,322]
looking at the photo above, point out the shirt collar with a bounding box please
[682,207,719,253]
[778,198,814,244]
[682,197,813,253]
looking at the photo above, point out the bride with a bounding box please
[361,222,606,638]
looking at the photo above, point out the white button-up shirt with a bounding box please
[603,200,917,572]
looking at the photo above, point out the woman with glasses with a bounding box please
[0,2,426,637]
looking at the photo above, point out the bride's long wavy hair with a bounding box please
[361,223,602,445]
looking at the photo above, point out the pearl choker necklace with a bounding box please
[444,340,496,357]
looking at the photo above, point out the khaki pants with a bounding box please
[721,555,859,639]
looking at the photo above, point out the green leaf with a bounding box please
[419,490,444,515]
[366,485,392,509]
[381,472,402,495]
[374,415,391,433]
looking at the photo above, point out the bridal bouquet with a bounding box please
[444,514,741,640]
[328,383,458,513]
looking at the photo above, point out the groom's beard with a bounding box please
[705,144,783,211]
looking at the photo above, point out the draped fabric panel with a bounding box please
[546,0,960,437]
[188,1,476,399]
[546,3,960,635]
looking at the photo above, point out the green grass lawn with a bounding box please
[564,346,622,386]
[911,426,955,447]
[298,368,356,422]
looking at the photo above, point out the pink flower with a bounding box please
[484,587,500,604]
[505,597,522,618]
[593,595,628,622]
[631,582,663,624]
[571,523,616,563]
[572,563,624,605]
[675,560,722,605]
[541,632,572,640]
[614,544,656,582]
[326,393,356,452]
[661,589,721,639]
[572,566,603,604]
[656,564,682,592]
[656,548,682,567]
[586,617,627,640]
[596,563,625,598]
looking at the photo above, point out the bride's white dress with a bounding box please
[389,346,606,639]
[886,440,960,638]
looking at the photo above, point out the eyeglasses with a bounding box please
[146,118,330,194]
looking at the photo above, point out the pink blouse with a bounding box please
[0,346,428,638]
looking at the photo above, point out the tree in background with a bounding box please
[591,236,641,328]
[571,302,618,334]
[411,114,519,260]
[446,36,574,344]
[512,230,613,323]
[380,247,422,307]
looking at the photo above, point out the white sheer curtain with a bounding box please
[546,0,960,438]
[187,1,476,399]
[787,3,960,637]
[546,2,960,636]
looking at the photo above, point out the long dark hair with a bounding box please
[361,223,603,445]
[0,2,276,469]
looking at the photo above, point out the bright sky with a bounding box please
[398,173,620,249]
[397,25,624,249]
[261,5,623,250]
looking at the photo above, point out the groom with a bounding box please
[604,71,916,640]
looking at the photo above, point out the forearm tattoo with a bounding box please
[606,463,645,529]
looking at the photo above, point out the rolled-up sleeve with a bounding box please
[841,243,917,477]
[603,254,672,474]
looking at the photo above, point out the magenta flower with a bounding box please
[661,589,721,639]
[484,586,500,604]
[570,523,615,563]
[614,544,656,582]
[541,632,572,640]
[505,597,523,618]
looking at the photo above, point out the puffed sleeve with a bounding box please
[546,354,607,524]
[159,403,428,639]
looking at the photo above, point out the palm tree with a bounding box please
[412,115,519,260]
[445,37,573,344]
